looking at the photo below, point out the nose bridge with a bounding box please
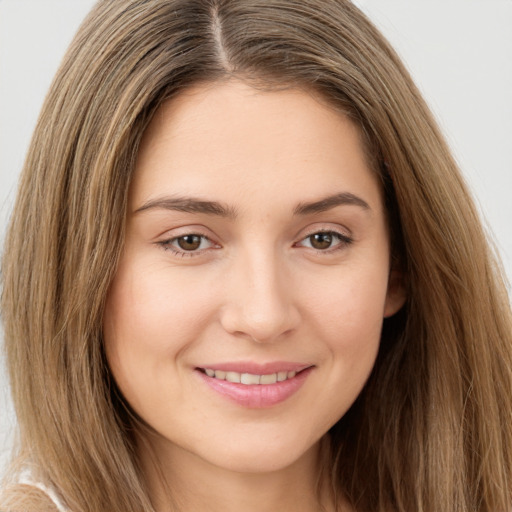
[220,243,299,342]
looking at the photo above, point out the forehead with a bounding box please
[131,79,383,214]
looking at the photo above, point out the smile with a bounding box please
[201,368,297,385]
[196,365,313,408]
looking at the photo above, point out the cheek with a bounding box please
[105,257,214,342]
[102,260,215,408]
[304,261,389,339]
[300,260,389,399]
[319,294,385,423]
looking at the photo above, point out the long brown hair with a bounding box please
[2,1,511,511]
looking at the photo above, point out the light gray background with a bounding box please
[1,0,511,477]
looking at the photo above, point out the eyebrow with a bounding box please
[293,192,370,215]
[134,191,370,217]
[134,196,238,217]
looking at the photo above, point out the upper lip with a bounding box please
[196,362,313,374]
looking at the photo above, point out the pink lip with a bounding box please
[195,363,313,408]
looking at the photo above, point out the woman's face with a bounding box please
[104,80,404,474]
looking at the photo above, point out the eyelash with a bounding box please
[157,233,217,257]
[294,230,353,253]
[157,229,353,257]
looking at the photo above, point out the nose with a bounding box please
[219,248,300,343]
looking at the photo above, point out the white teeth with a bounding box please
[204,368,300,385]
[241,373,260,384]
[277,371,288,382]
[260,373,277,384]
[225,371,241,383]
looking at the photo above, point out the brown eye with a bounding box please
[177,235,203,251]
[309,232,334,250]
[159,233,216,255]
[296,230,352,252]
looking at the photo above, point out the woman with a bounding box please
[1,0,511,511]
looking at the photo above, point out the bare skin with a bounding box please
[104,79,405,512]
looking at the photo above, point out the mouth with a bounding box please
[195,364,314,408]
[198,368,301,385]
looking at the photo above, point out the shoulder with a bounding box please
[0,483,61,512]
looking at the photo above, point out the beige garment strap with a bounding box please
[18,470,69,512]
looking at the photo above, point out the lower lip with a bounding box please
[196,367,313,408]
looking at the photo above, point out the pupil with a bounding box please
[178,235,201,251]
[311,233,332,250]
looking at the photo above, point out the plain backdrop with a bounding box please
[0,0,511,477]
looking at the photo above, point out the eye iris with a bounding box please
[177,235,202,251]
[310,232,333,250]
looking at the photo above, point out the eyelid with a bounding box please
[153,223,214,240]
[155,227,221,257]
[294,226,354,252]
[296,223,353,241]
[154,223,353,257]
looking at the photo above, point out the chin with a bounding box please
[195,435,322,475]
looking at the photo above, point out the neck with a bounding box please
[138,434,335,512]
